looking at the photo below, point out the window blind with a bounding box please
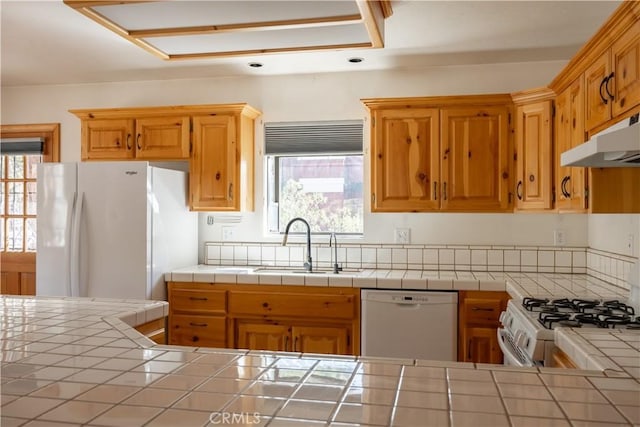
[264,120,363,155]
[0,137,45,155]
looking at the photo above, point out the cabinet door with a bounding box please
[82,119,134,160]
[291,325,349,355]
[371,109,440,211]
[461,327,502,364]
[440,106,510,211]
[236,322,290,351]
[515,101,553,210]
[567,79,589,211]
[611,20,640,117]
[191,115,237,210]
[555,80,588,212]
[584,51,612,132]
[135,116,190,160]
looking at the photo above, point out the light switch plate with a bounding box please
[395,228,411,244]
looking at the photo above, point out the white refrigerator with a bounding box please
[36,161,197,300]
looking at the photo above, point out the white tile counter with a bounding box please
[2,269,638,426]
[166,265,630,299]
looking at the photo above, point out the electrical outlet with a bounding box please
[554,229,566,246]
[222,226,235,241]
[395,228,411,244]
[207,215,214,226]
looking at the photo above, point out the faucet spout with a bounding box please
[282,217,312,272]
[329,232,342,274]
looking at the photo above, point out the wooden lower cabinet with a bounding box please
[134,317,166,345]
[549,347,577,369]
[460,327,503,364]
[236,322,289,351]
[171,314,226,347]
[167,282,359,356]
[293,325,348,355]
[236,321,348,354]
[458,290,510,364]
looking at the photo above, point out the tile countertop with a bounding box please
[0,278,637,426]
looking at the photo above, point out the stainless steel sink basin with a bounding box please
[253,267,362,275]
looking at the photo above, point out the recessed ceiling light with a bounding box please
[348,57,364,63]
[248,62,263,68]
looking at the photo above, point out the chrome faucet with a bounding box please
[282,217,312,272]
[329,232,342,274]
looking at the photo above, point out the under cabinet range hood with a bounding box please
[561,114,640,167]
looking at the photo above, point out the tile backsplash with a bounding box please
[206,242,639,289]
[587,248,638,290]
[205,242,590,274]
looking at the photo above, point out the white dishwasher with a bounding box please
[361,290,458,361]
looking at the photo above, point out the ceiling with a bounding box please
[0,0,622,87]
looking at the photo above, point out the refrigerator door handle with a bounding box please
[65,192,78,296]
[70,192,85,297]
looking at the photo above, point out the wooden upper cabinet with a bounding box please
[555,78,588,212]
[584,51,612,132]
[190,107,259,212]
[371,108,440,212]
[71,104,260,211]
[584,20,640,133]
[514,100,553,211]
[611,20,640,118]
[191,115,237,211]
[440,106,511,212]
[80,116,188,161]
[135,116,190,159]
[364,95,513,213]
[81,119,134,160]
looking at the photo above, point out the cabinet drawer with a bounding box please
[170,289,226,314]
[228,291,356,319]
[463,298,502,325]
[169,314,226,347]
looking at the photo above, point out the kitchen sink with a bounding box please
[253,267,363,275]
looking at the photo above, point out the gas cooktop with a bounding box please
[521,297,640,330]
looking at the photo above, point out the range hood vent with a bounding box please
[561,113,640,167]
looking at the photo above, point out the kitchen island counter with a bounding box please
[1,295,638,426]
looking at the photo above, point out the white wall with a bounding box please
[588,214,640,258]
[2,61,592,255]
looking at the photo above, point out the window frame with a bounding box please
[0,123,60,258]
[265,152,365,237]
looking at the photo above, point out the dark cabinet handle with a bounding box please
[189,297,208,301]
[599,76,609,105]
[434,181,438,200]
[471,307,494,312]
[443,182,447,200]
[468,339,472,360]
[228,183,233,201]
[605,72,615,101]
[126,134,132,150]
[561,176,571,198]
[189,322,208,327]
[285,336,289,351]
[136,133,142,150]
[516,181,523,200]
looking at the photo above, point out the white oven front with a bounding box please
[498,300,556,367]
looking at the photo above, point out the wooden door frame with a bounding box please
[1,123,60,295]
